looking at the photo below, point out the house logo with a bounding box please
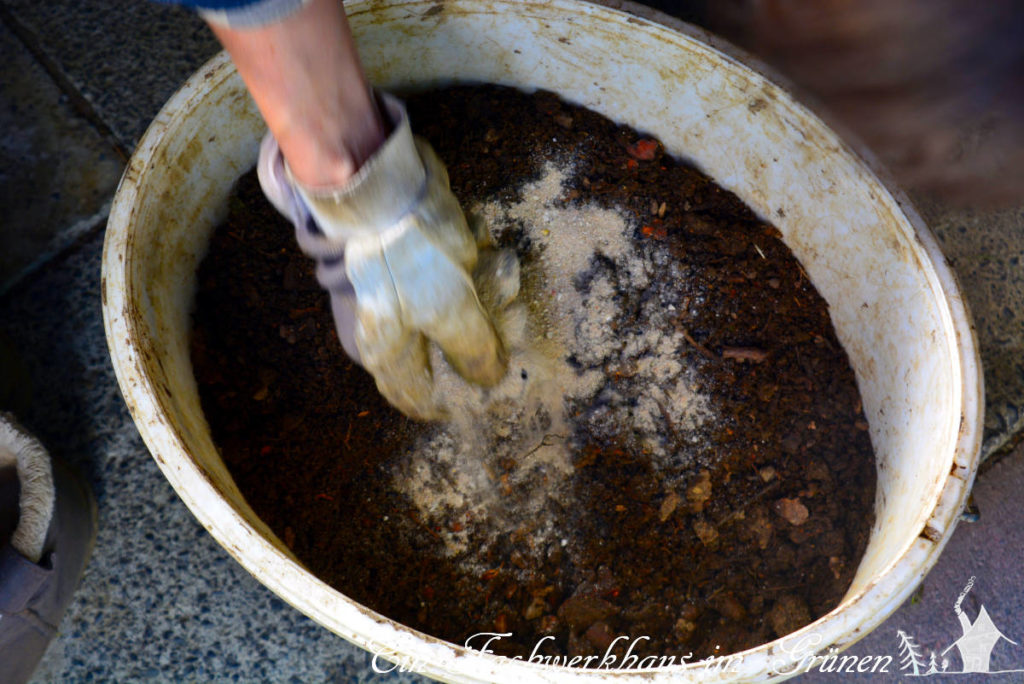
[898,576,1022,676]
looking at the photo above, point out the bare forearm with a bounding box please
[208,0,387,188]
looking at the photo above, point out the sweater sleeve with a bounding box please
[165,0,312,28]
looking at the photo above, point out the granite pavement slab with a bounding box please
[0,21,122,292]
[913,195,1024,457]
[0,229,427,683]
[1,0,220,149]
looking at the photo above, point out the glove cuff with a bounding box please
[291,92,427,242]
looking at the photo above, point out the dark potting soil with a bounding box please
[191,85,876,664]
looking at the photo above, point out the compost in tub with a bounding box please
[191,84,876,663]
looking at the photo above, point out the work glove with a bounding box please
[258,93,515,420]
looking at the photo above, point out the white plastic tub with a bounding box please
[102,1,982,680]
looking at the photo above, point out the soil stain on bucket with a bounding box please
[191,85,876,663]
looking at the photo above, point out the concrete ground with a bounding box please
[1,1,1022,681]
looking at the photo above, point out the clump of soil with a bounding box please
[191,85,876,664]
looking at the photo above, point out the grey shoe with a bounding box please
[0,413,97,684]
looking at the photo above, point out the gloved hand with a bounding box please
[258,93,515,420]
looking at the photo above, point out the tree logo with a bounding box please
[900,576,1021,676]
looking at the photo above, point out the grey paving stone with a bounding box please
[0,230,427,684]
[912,195,1024,458]
[0,22,122,291]
[2,0,221,148]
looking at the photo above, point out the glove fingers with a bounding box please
[473,248,520,313]
[465,209,493,249]
[356,296,441,420]
[423,285,507,388]
[346,239,442,420]
[473,247,526,355]
[366,328,444,422]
